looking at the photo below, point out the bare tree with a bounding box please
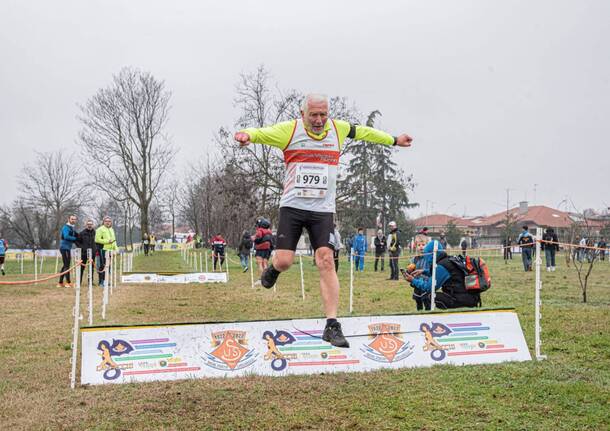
[162,179,180,242]
[78,67,176,235]
[16,150,87,245]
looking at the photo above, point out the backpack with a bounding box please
[448,255,491,293]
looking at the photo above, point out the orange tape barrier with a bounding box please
[0,260,83,286]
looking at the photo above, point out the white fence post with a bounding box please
[102,251,109,320]
[87,248,93,326]
[535,227,546,360]
[349,248,354,313]
[205,250,209,273]
[250,250,254,289]
[34,250,38,281]
[430,241,439,311]
[299,254,305,301]
[70,249,82,389]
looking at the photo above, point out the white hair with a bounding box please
[301,93,329,112]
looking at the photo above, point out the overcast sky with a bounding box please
[1,0,609,218]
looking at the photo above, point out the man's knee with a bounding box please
[315,248,335,271]
[273,252,294,271]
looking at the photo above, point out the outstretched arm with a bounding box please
[333,119,413,148]
[234,120,296,150]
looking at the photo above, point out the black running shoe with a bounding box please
[260,266,279,289]
[322,321,350,348]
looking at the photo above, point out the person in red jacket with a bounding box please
[254,217,273,274]
[210,233,227,271]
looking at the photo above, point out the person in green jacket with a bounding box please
[95,216,118,287]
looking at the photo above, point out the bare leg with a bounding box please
[315,246,339,319]
[272,250,295,272]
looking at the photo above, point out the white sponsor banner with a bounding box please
[81,309,531,385]
[121,273,158,283]
[37,249,60,257]
[121,272,227,284]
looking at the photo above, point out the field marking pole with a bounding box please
[34,250,38,281]
[199,253,203,274]
[87,249,93,326]
[349,248,354,313]
[205,250,209,273]
[299,254,305,301]
[20,253,24,274]
[114,250,118,290]
[70,250,82,389]
[109,251,114,296]
[102,251,109,320]
[55,253,59,274]
[225,254,230,281]
[39,255,44,274]
[535,227,546,360]
[250,250,254,288]
[430,240,439,311]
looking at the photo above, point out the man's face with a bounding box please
[301,100,329,134]
[86,221,94,230]
[69,216,77,225]
[104,218,112,227]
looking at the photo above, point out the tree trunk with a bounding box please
[582,289,587,303]
[140,201,150,237]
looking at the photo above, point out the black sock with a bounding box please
[326,318,337,327]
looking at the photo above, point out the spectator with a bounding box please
[238,230,253,272]
[374,229,387,272]
[253,218,273,273]
[352,227,367,272]
[517,225,534,271]
[58,214,78,288]
[149,233,156,254]
[211,232,227,271]
[405,240,481,310]
[0,236,7,276]
[460,238,468,257]
[329,224,342,272]
[345,234,354,263]
[76,219,97,283]
[387,221,401,281]
[578,236,587,262]
[598,237,607,261]
[439,233,448,250]
[95,216,118,287]
[542,227,558,272]
[142,232,150,256]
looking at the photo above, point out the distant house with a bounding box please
[411,203,603,246]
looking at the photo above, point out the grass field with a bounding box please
[0,249,608,430]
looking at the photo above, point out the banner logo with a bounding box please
[204,330,258,371]
[361,323,413,363]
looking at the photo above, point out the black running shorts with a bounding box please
[276,206,334,251]
[255,249,271,259]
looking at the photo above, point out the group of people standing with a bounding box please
[57,215,118,288]
[344,221,402,280]
[142,232,156,256]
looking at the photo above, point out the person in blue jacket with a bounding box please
[403,240,480,310]
[58,214,78,287]
[352,227,368,272]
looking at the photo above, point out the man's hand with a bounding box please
[234,132,251,147]
[395,134,413,147]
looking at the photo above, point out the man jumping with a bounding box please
[234,94,412,347]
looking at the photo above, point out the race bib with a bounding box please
[295,164,329,198]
